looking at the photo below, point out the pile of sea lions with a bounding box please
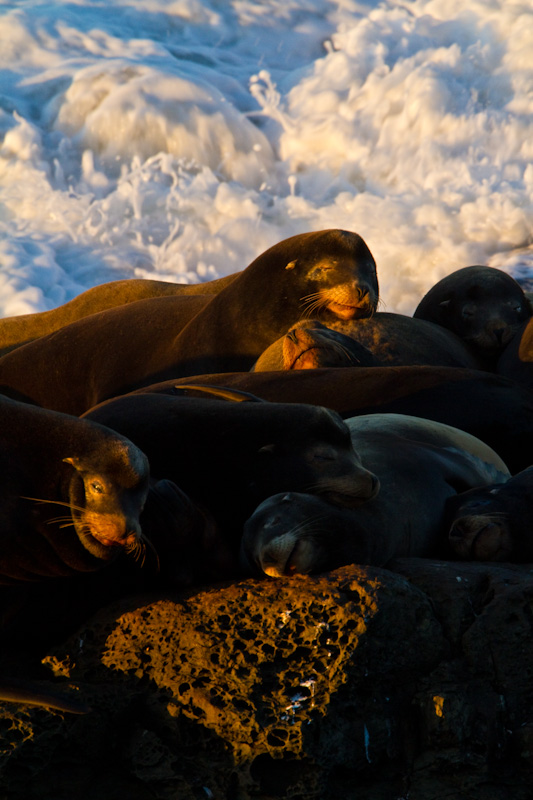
[2,228,533,710]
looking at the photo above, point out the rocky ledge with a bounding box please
[2,559,533,800]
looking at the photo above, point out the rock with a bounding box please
[1,561,533,799]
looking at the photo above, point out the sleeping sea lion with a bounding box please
[0,394,150,584]
[240,413,510,577]
[82,392,380,546]
[0,273,237,357]
[413,266,531,366]
[445,466,533,562]
[327,312,485,369]
[251,319,378,371]
[151,365,533,473]
[0,229,378,414]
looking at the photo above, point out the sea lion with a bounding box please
[240,413,510,577]
[0,229,378,414]
[445,466,533,562]
[0,273,237,357]
[83,393,380,546]
[327,312,485,369]
[496,317,533,390]
[413,266,531,365]
[0,394,150,584]
[152,365,533,473]
[251,319,378,371]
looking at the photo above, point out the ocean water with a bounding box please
[0,0,532,319]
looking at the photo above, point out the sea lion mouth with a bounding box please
[289,346,323,370]
[325,301,360,320]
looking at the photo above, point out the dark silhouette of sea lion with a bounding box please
[240,414,509,576]
[150,366,533,473]
[83,392,380,546]
[413,265,531,365]
[445,466,533,562]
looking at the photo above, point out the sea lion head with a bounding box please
[240,492,363,577]
[251,319,377,371]
[64,438,150,562]
[247,405,380,512]
[446,466,533,562]
[292,230,379,322]
[446,484,513,561]
[415,266,531,353]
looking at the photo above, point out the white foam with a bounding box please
[0,0,531,317]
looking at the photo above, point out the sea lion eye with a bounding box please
[90,481,104,494]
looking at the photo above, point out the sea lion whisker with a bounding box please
[20,495,88,515]
[301,297,330,320]
[45,515,76,526]
[285,514,332,538]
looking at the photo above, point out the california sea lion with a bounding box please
[0,273,237,357]
[0,229,378,414]
[0,395,150,584]
[327,312,485,369]
[251,319,378,371]
[413,266,531,365]
[83,392,380,546]
[156,365,533,473]
[240,413,510,577]
[0,293,211,413]
[497,317,533,390]
[445,466,533,562]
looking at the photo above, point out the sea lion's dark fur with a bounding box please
[413,265,531,365]
[0,229,378,414]
[0,274,236,356]
[328,312,485,368]
[83,393,380,545]
[0,395,150,584]
[497,317,533,390]
[240,414,509,576]
[445,466,533,562]
[146,366,533,473]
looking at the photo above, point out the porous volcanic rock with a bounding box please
[1,561,533,799]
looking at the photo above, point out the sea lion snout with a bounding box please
[323,279,378,320]
[448,515,513,561]
[241,493,328,577]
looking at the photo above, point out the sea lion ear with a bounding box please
[63,457,81,470]
[438,299,451,309]
[285,260,297,270]
[258,444,277,455]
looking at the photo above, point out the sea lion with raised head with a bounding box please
[83,391,380,547]
[445,466,533,562]
[413,266,531,366]
[251,319,378,371]
[0,273,237,357]
[0,229,378,414]
[240,413,510,577]
[0,395,150,584]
